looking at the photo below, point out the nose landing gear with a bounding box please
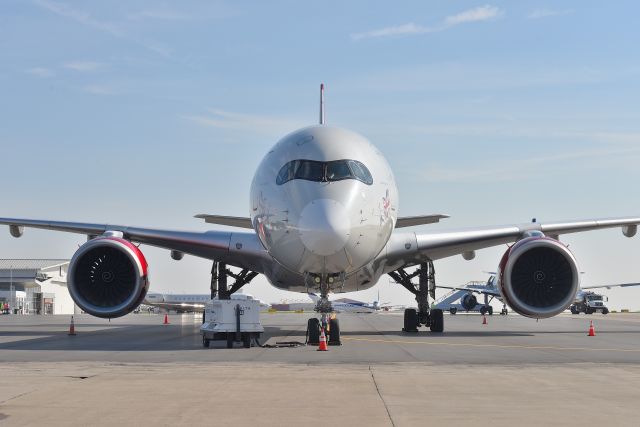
[389,261,444,333]
[306,273,342,346]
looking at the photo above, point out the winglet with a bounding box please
[319,83,325,125]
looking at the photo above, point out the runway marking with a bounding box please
[342,337,640,353]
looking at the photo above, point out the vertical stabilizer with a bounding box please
[319,83,325,125]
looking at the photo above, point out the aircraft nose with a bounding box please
[298,199,351,256]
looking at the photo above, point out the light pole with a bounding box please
[9,264,14,315]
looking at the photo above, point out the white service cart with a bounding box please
[200,298,264,348]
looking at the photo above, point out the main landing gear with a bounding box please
[388,261,444,333]
[210,261,258,301]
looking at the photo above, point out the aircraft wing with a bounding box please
[581,283,640,290]
[145,301,206,312]
[379,216,640,272]
[0,217,270,273]
[438,285,501,297]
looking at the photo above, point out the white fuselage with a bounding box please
[250,126,398,293]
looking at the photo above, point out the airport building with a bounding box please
[0,259,77,315]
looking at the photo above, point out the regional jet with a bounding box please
[144,292,270,312]
[2,85,640,340]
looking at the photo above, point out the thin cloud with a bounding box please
[26,67,54,78]
[528,9,573,19]
[351,5,503,40]
[64,61,104,72]
[421,147,640,183]
[35,0,172,57]
[82,84,115,95]
[127,7,193,21]
[184,109,303,135]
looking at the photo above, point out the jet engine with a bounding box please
[67,236,149,318]
[460,293,477,311]
[497,236,579,318]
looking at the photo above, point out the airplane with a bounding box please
[144,292,270,313]
[2,84,640,341]
[306,292,398,313]
[437,274,640,316]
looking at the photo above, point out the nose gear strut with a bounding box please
[388,260,444,333]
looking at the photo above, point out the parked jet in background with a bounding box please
[437,274,640,315]
[144,292,270,312]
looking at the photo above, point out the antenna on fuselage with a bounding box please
[319,83,325,125]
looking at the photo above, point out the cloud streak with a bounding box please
[26,67,54,78]
[184,109,304,136]
[351,5,503,40]
[420,146,640,183]
[82,84,115,95]
[528,9,573,19]
[64,61,104,72]
[35,0,172,57]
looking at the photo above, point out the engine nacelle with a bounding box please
[461,293,477,311]
[497,237,579,318]
[67,237,149,318]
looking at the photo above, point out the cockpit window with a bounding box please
[276,159,373,185]
[348,160,373,185]
[294,160,324,181]
[326,160,352,181]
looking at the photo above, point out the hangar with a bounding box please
[0,259,77,315]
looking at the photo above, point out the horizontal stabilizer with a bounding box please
[195,214,252,229]
[395,214,449,228]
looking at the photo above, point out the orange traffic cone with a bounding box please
[482,315,487,325]
[588,320,596,336]
[317,327,328,351]
[163,313,170,325]
[68,316,76,336]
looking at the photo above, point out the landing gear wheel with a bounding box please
[307,318,321,345]
[480,306,487,316]
[226,334,233,349]
[202,335,210,348]
[449,307,458,315]
[430,309,444,333]
[242,333,251,348]
[501,308,508,315]
[488,306,494,316]
[403,308,419,332]
[328,318,341,346]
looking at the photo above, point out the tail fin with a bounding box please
[319,83,325,125]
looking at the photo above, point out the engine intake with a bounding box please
[461,293,477,311]
[68,237,149,318]
[497,237,579,318]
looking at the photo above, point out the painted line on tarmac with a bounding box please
[341,337,640,353]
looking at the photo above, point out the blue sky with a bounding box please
[2,1,640,309]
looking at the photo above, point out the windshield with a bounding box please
[276,159,373,185]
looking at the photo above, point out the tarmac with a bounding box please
[2,311,640,425]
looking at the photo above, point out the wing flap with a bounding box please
[195,214,252,229]
[395,214,449,228]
